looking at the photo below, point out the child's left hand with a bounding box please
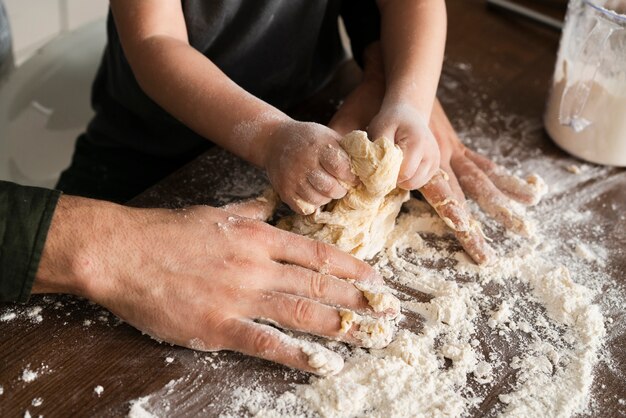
[368,104,440,190]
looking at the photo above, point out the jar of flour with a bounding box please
[545,0,626,166]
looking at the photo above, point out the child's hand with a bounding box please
[263,120,357,215]
[368,104,441,190]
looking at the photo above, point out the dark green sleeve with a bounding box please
[0,181,61,303]
[340,0,381,68]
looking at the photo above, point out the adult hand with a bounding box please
[422,100,546,264]
[33,195,399,375]
[262,120,357,215]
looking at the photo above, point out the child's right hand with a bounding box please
[262,120,357,215]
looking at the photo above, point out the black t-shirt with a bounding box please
[87,0,380,158]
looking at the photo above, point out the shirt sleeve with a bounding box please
[340,0,381,68]
[0,181,61,303]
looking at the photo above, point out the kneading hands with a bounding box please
[28,0,548,377]
[330,43,546,265]
[34,196,399,376]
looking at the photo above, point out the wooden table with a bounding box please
[2,1,624,416]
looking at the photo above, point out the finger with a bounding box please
[398,156,442,190]
[251,292,353,340]
[220,318,344,376]
[268,231,384,285]
[295,184,332,209]
[307,169,347,200]
[441,165,465,202]
[269,262,370,311]
[419,169,496,265]
[452,155,533,237]
[251,292,395,349]
[282,192,316,216]
[395,138,422,186]
[221,188,280,221]
[465,149,547,206]
[319,144,358,186]
[268,262,400,318]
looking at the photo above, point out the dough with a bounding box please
[281,130,409,260]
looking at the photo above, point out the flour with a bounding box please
[26,306,43,323]
[20,364,49,383]
[94,385,104,397]
[21,366,39,383]
[214,194,611,418]
[31,397,43,407]
[124,59,621,416]
[0,311,16,321]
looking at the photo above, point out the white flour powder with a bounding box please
[215,197,609,418]
[104,60,623,417]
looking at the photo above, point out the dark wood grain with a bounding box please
[1,1,624,417]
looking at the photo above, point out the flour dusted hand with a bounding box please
[36,195,404,376]
[263,120,357,215]
[282,130,409,261]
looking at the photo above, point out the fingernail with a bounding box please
[297,341,344,376]
[355,284,401,319]
[293,197,316,215]
[340,309,396,349]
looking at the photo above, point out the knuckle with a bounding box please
[292,298,315,327]
[250,330,280,355]
[313,241,331,265]
[223,254,255,271]
[308,272,330,299]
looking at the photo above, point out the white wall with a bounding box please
[4,0,108,65]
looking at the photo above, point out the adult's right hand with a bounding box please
[33,195,397,375]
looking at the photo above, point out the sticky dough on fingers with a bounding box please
[464,149,547,206]
[420,169,497,265]
[453,156,534,237]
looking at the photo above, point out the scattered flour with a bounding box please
[1,312,16,322]
[21,367,39,383]
[31,397,43,407]
[26,306,43,323]
[94,385,104,397]
[124,61,622,417]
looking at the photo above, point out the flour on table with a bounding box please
[1,311,16,322]
[215,199,609,418]
[21,367,38,383]
[125,63,620,416]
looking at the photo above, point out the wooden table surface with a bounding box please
[2,1,625,417]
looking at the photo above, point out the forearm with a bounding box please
[377,0,446,116]
[124,36,289,166]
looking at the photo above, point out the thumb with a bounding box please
[367,115,396,143]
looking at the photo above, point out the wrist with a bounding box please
[378,98,430,124]
[244,111,293,168]
[382,83,434,118]
[33,195,129,301]
[257,116,299,169]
